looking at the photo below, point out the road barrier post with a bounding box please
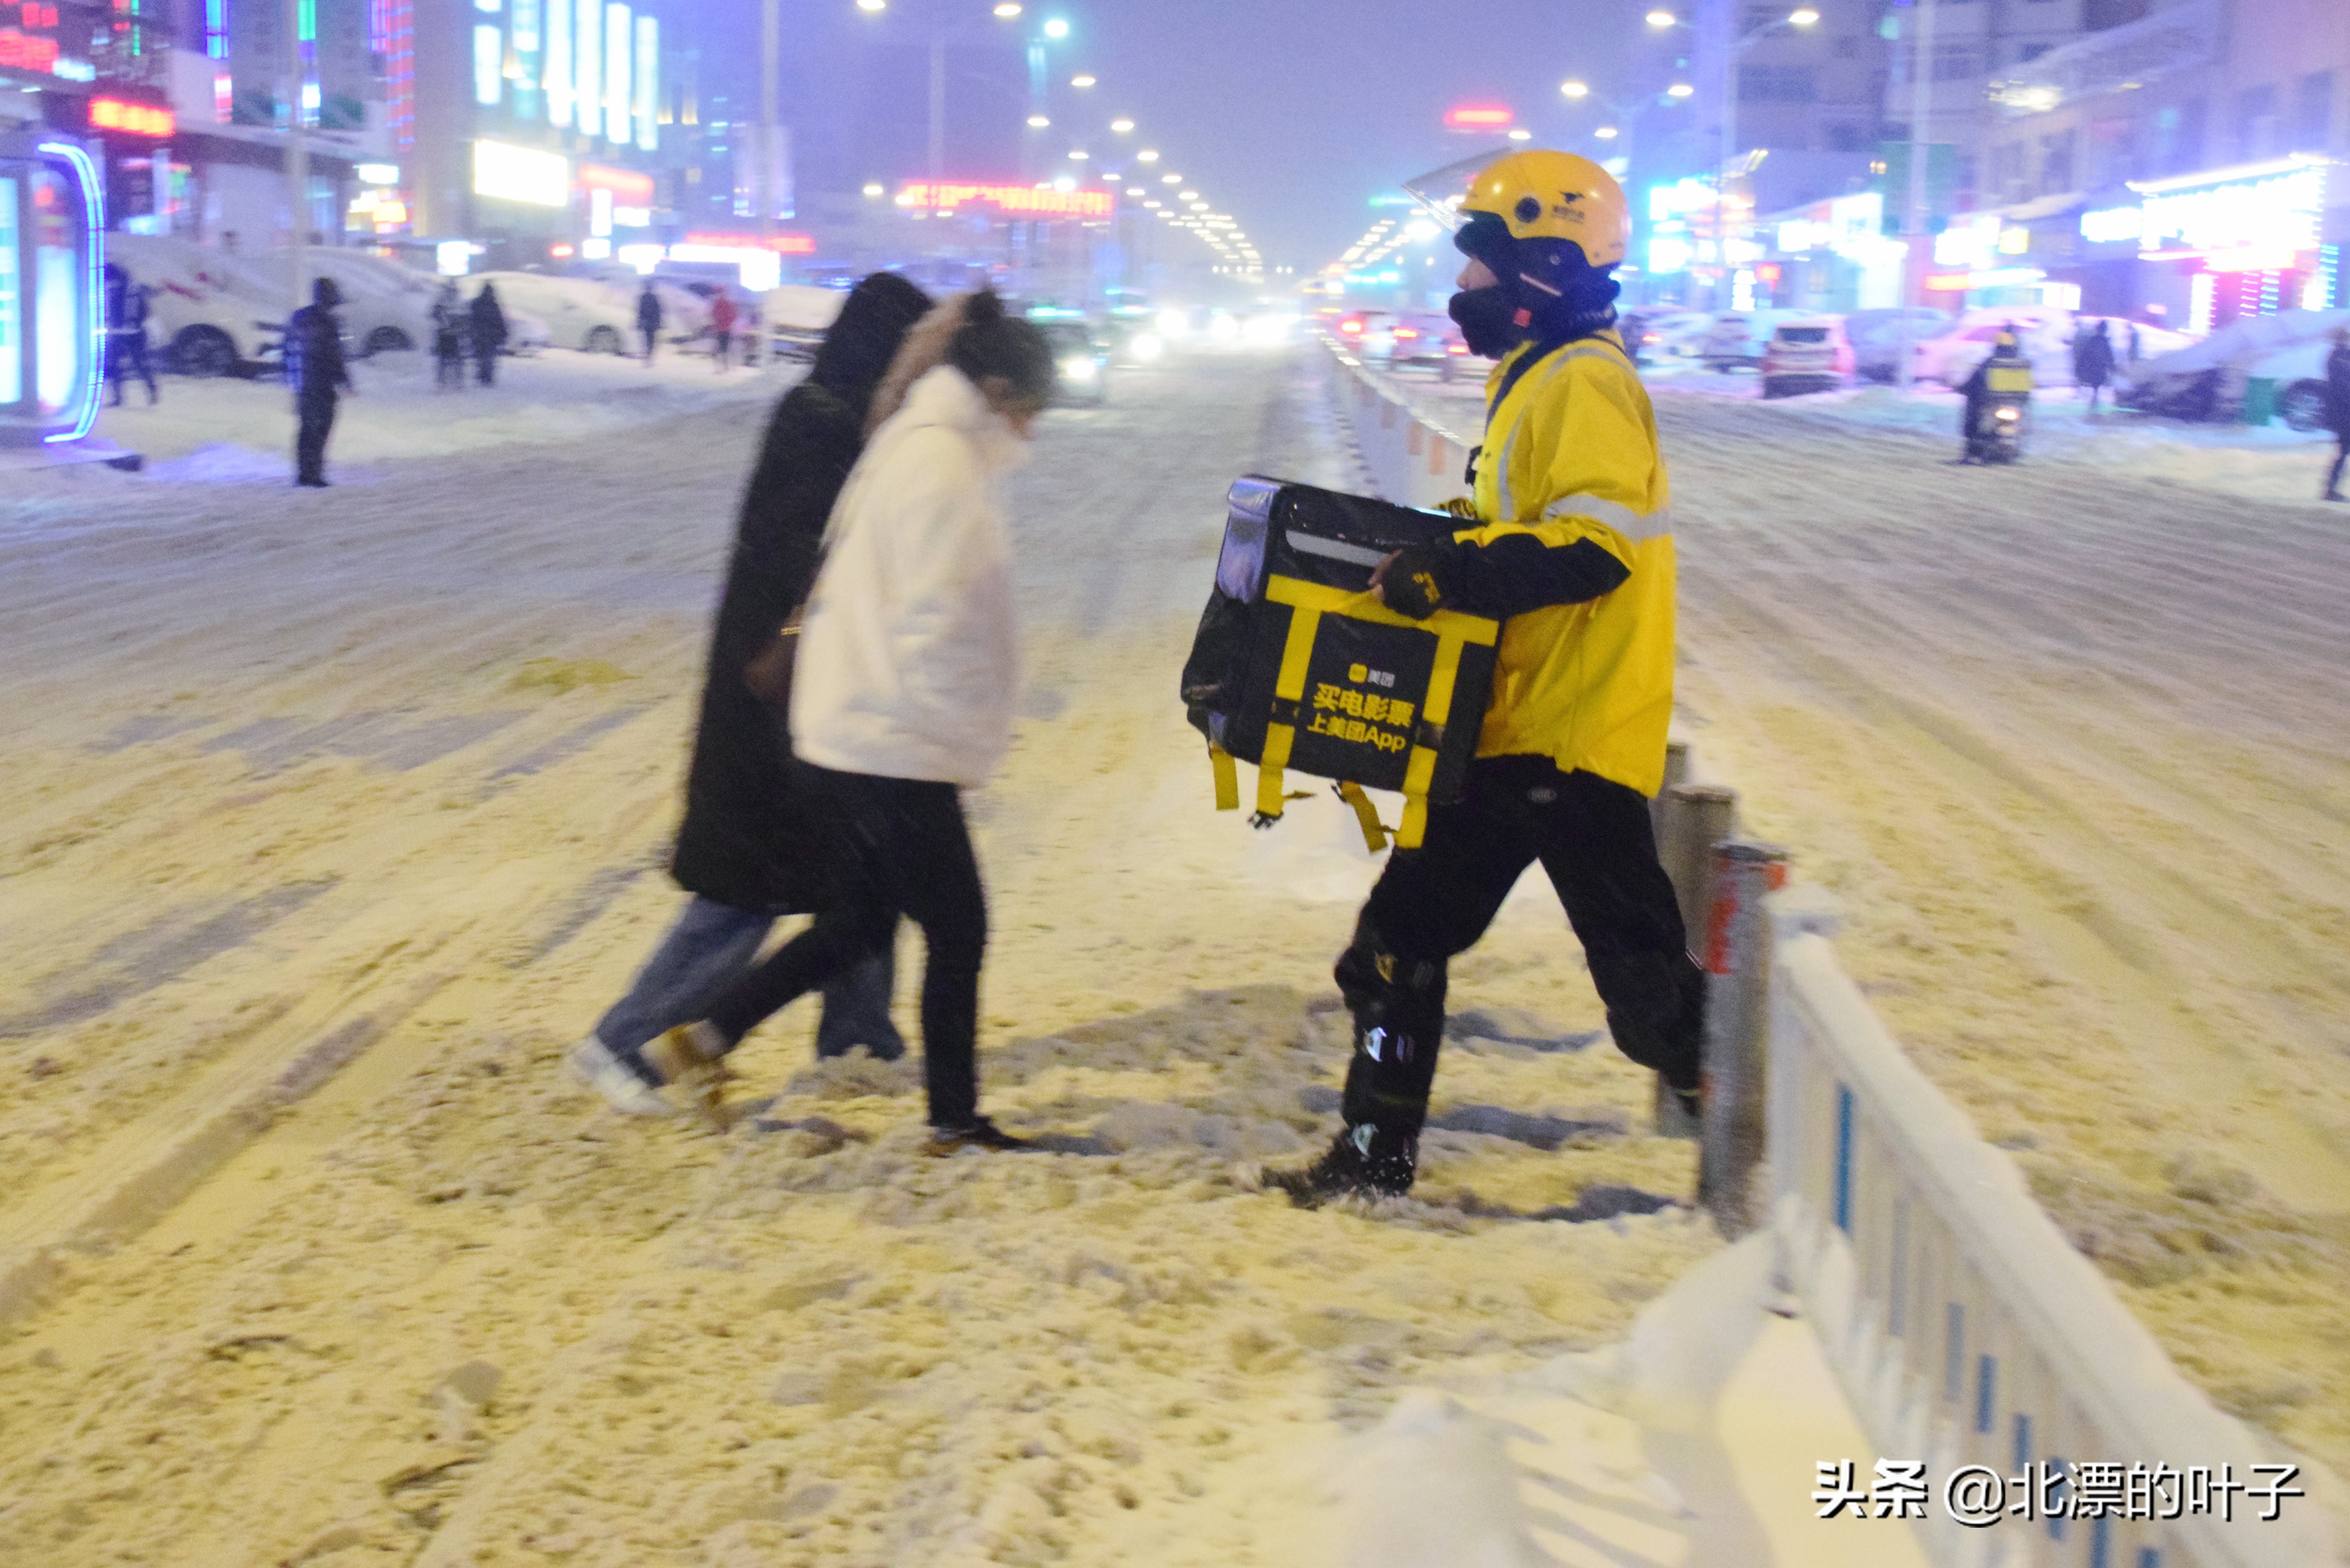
[1698,840,1788,1235]
[1653,780,1735,1137]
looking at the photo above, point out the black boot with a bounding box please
[1264,1122,1419,1207]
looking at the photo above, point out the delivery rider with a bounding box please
[1266,149,1703,1205]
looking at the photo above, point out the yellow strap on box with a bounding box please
[1251,599,1325,823]
[1209,744,1239,812]
[1334,780,1389,851]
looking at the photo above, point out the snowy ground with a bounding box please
[0,347,1758,1565]
[1579,362,2350,1469]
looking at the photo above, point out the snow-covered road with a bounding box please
[1645,377,2350,1473]
[0,349,1724,1565]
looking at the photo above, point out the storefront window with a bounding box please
[32,167,81,415]
[0,177,18,407]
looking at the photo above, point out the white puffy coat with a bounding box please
[789,364,1027,787]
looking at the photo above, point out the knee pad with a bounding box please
[1333,917,1443,1036]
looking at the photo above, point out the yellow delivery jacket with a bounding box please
[1461,329,1676,797]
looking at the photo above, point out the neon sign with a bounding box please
[38,140,102,445]
[2122,156,2325,260]
[1444,103,1515,130]
[679,231,816,255]
[90,98,176,137]
[894,182,1114,219]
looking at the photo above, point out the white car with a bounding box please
[104,233,284,376]
[468,271,638,354]
[764,283,848,362]
[1698,309,1815,371]
[1844,307,1954,381]
[2117,308,2350,425]
[1625,309,1714,364]
[210,249,438,359]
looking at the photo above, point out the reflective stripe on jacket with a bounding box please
[1462,328,1675,796]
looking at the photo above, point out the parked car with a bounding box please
[468,271,637,353]
[103,233,284,376]
[1844,307,1953,382]
[764,283,850,362]
[219,249,437,358]
[2116,308,2350,425]
[1038,320,1110,406]
[1699,309,1812,371]
[1631,309,1717,365]
[1760,317,1855,397]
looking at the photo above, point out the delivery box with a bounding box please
[1180,476,1499,849]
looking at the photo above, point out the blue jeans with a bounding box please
[593,896,901,1081]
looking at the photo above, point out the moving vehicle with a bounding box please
[468,271,637,354]
[1381,310,1457,373]
[1969,394,2030,464]
[1759,317,1854,398]
[1038,320,1110,406]
[1334,309,1396,359]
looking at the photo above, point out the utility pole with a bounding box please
[284,0,308,313]
[1895,0,1937,389]
[928,35,946,212]
[761,0,780,250]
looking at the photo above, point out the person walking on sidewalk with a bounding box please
[643,292,1057,1154]
[2072,319,2115,412]
[710,288,738,373]
[2324,327,2350,503]
[103,262,158,408]
[432,280,469,391]
[470,281,508,386]
[285,276,351,488]
[1263,149,1704,1206]
[569,273,937,1116]
[637,281,663,364]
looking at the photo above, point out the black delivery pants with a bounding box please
[1339,755,1704,1139]
[294,390,337,485]
[703,766,987,1128]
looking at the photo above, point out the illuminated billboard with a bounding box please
[1443,103,1514,131]
[89,98,175,138]
[894,182,1115,219]
[474,140,569,207]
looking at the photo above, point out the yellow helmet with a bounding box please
[1460,149,1631,270]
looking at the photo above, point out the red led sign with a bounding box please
[896,181,1116,220]
[90,97,176,137]
[1444,103,1515,129]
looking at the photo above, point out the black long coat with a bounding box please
[668,271,932,912]
[669,385,863,910]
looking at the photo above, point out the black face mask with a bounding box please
[1449,284,1521,360]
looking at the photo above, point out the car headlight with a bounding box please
[1128,331,1165,362]
[1062,355,1098,381]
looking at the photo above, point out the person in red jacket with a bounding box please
[711,289,739,373]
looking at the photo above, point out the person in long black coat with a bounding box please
[470,282,509,386]
[2323,326,2350,503]
[570,272,935,1114]
[2072,319,2115,411]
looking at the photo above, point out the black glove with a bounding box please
[1378,543,1448,620]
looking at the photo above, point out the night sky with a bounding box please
[721,0,1655,273]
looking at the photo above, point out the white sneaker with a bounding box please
[567,1036,677,1116]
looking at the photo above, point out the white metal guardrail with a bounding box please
[1324,338,1476,511]
[1766,905,2337,1568]
[1328,338,2342,1566]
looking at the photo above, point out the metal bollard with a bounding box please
[1647,739,1690,841]
[1652,779,1736,1138]
[1698,840,1789,1237]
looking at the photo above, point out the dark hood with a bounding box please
[810,272,934,421]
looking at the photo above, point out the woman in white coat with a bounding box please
[650,293,1055,1152]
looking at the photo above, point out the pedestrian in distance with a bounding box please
[431,280,469,391]
[568,271,937,1117]
[102,261,158,408]
[641,291,1057,1155]
[710,287,738,373]
[637,280,663,364]
[470,281,508,386]
[743,297,764,368]
[285,275,351,488]
[2073,319,2115,412]
[1262,149,1705,1206]
[2323,326,2350,503]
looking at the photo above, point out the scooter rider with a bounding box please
[1958,328,2033,463]
[1265,149,1704,1206]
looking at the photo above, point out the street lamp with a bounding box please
[992,1,1021,13]
[1027,113,1050,127]
[1645,8,1676,25]
[1042,16,1068,37]
[859,1,1027,213]
[1667,81,1695,98]
[1110,117,1134,133]
[1070,73,1095,87]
